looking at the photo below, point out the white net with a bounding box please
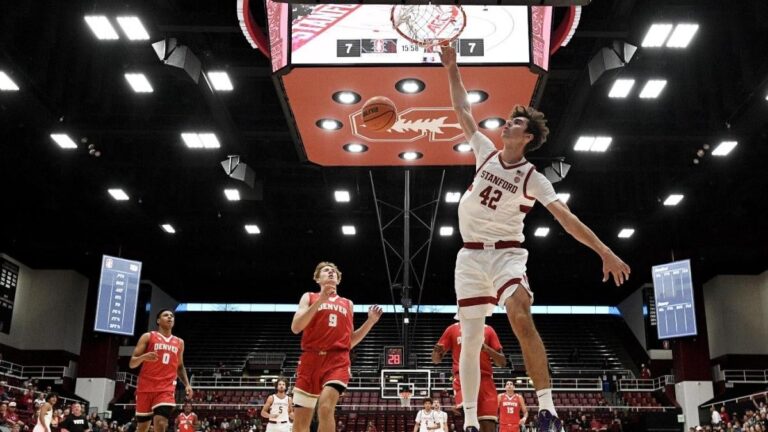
[391,5,466,47]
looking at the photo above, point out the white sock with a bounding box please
[536,388,557,417]
[458,317,485,429]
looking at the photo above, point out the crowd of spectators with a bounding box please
[690,394,768,432]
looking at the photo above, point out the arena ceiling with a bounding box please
[1,0,766,306]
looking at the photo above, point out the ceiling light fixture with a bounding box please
[181,132,220,149]
[534,227,550,237]
[396,79,425,94]
[641,23,673,47]
[608,79,635,98]
[453,143,472,153]
[84,16,119,40]
[50,133,78,149]
[116,16,150,40]
[343,143,368,153]
[124,73,153,93]
[556,193,570,204]
[466,90,488,104]
[161,224,176,234]
[480,118,504,130]
[445,192,461,203]
[316,119,342,130]
[108,188,130,201]
[224,189,241,201]
[711,141,738,156]
[574,136,612,152]
[0,71,19,91]
[244,224,261,234]
[439,226,454,236]
[207,71,234,91]
[639,79,667,98]
[334,190,351,202]
[666,24,699,48]
[342,225,356,235]
[663,194,684,206]
[332,91,361,104]
[618,228,635,238]
[399,151,423,161]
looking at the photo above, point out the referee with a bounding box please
[60,403,90,432]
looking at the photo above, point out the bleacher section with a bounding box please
[174,312,638,376]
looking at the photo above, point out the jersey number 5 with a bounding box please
[479,186,502,210]
[328,314,337,327]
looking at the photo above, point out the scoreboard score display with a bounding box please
[384,346,405,367]
[94,255,142,336]
[290,5,532,65]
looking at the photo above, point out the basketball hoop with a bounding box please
[390,4,466,48]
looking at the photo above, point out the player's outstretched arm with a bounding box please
[440,44,477,141]
[545,200,631,286]
[129,332,157,369]
[351,304,383,348]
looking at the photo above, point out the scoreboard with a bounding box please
[94,255,142,336]
[652,259,697,339]
[290,5,533,65]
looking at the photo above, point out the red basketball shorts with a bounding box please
[136,391,175,416]
[294,350,350,408]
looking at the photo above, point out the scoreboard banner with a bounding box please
[290,4,531,65]
[652,259,697,339]
[94,255,142,336]
[0,258,19,334]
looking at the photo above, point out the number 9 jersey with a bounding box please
[137,331,182,393]
[300,292,354,352]
[459,132,558,244]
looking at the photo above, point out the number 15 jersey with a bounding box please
[301,293,354,352]
[459,132,558,244]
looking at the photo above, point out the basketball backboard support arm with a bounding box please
[370,171,444,365]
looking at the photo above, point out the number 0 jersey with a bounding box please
[459,132,558,244]
[300,292,354,352]
[137,331,182,393]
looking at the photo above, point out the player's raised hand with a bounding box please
[143,352,159,362]
[439,43,457,69]
[368,305,383,323]
[601,251,631,286]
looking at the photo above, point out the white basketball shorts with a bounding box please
[454,247,533,319]
[265,422,291,432]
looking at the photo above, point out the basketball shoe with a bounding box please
[536,410,563,432]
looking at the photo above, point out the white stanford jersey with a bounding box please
[270,394,291,423]
[459,132,558,244]
[415,410,439,432]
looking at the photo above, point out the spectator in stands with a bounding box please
[589,416,604,431]
[365,422,376,432]
[34,394,46,410]
[60,403,90,432]
[721,407,731,425]
[335,421,344,432]
[0,383,8,402]
[712,406,722,428]
[639,364,651,379]
[4,402,23,430]
[1,402,9,430]
[220,419,229,431]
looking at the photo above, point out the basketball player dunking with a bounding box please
[432,322,507,432]
[262,377,293,432]
[130,309,193,432]
[440,44,631,432]
[290,262,383,432]
[176,403,198,432]
[498,381,527,432]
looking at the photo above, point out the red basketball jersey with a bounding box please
[177,413,197,432]
[301,293,353,352]
[498,393,523,425]
[137,331,182,393]
[437,323,502,377]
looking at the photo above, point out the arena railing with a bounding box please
[116,372,138,388]
[722,369,768,384]
[187,369,604,392]
[0,382,85,407]
[617,375,674,391]
[0,359,70,379]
